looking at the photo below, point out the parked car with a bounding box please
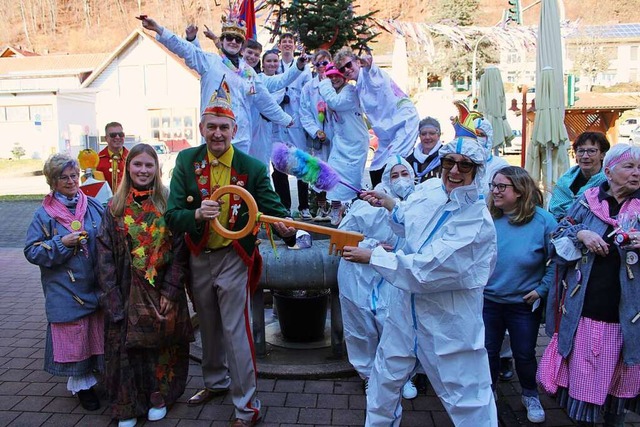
[620,117,640,137]
[629,125,640,146]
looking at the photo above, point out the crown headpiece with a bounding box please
[221,1,247,40]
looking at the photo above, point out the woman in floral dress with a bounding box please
[97,143,193,427]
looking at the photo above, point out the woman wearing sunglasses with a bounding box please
[484,166,557,423]
[342,123,498,426]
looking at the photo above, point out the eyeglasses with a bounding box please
[314,60,329,68]
[489,182,515,193]
[108,132,125,138]
[576,148,599,157]
[223,34,244,44]
[440,157,477,173]
[338,61,353,74]
[58,173,79,182]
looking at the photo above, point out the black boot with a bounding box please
[603,410,626,427]
[77,387,100,411]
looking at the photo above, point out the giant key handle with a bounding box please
[210,185,364,256]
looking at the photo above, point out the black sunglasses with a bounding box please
[338,61,354,74]
[223,34,244,44]
[440,157,477,173]
[314,60,329,68]
[108,132,125,138]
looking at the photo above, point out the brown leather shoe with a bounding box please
[230,417,261,427]
[187,388,229,406]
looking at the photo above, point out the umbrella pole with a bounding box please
[520,85,528,168]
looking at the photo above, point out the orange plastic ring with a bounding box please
[209,185,258,240]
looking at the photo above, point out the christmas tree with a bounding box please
[265,0,378,54]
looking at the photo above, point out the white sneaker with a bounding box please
[402,379,418,400]
[314,207,331,222]
[118,418,137,427]
[148,405,166,421]
[521,395,545,423]
[300,208,312,220]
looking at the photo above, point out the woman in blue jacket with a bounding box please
[24,153,104,411]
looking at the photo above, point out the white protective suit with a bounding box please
[318,79,369,202]
[337,157,415,380]
[365,138,498,427]
[476,117,509,196]
[275,59,312,151]
[299,76,332,162]
[157,29,292,153]
[249,67,305,167]
[355,62,419,172]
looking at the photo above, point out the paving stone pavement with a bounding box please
[2,199,640,426]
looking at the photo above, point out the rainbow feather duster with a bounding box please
[271,143,359,193]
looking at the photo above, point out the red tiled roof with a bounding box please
[567,92,640,111]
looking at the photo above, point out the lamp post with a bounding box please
[471,33,489,100]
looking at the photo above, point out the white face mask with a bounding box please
[391,177,414,199]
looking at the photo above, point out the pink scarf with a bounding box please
[42,191,88,233]
[583,186,640,227]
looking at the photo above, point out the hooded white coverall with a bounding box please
[365,139,498,427]
[318,79,369,202]
[475,117,509,197]
[354,62,419,172]
[337,157,415,379]
[299,76,332,163]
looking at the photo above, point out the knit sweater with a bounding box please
[484,207,557,304]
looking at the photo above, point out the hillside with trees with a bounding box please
[1,0,638,55]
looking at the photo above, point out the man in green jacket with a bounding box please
[165,83,296,427]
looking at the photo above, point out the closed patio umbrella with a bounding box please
[526,0,570,200]
[478,65,513,150]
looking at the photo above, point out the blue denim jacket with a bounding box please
[546,190,640,365]
[24,197,103,323]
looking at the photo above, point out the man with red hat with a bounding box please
[165,82,296,427]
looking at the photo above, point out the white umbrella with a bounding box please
[526,0,570,200]
[478,65,513,149]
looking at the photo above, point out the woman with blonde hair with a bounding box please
[97,143,193,427]
[484,166,557,423]
[24,153,104,411]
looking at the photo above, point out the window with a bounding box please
[30,105,53,121]
[0,107,5,122]
[148,108,197,144]
[5,106,29,121]
[632,46,639,61]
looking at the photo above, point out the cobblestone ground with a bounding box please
[2,200,639,426]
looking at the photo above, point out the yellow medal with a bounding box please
[71,220,82,231]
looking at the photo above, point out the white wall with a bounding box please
[56,92,97,158]
[90,34,201,144]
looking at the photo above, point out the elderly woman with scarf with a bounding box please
[338,156,418,400]
[97,144,193,427]
[539,143,640,427]
[549,131,610,221]
[405,116,443,183]
[343,115,498,426]
[24,153,104,411]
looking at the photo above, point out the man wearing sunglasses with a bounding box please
[97,121,128,191]
[141,16,294,155]
[333,47,419,188]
